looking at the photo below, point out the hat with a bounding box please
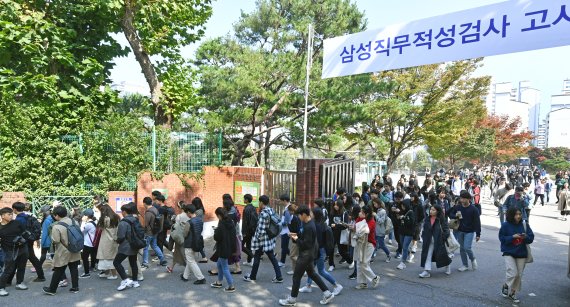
[83,208,94,217]
[40,205,52,214]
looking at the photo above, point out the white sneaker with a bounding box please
[279,296,297,306]
[372,276,380,288]
[332,284,343,295]
[327,266,334,272]
[348,261,355,269]
[278,262,285,267]
[286,270,294,275]
[445,266,451,275]
[98,272,109,278]
[320,292,334,305]
[457,265,469,272]
[58,280,68,288]
[299,285,313,293]
[471,259,478,270]
[397,262,406,270]
[0,288,7,296]
[407,254,415,263]
[130,281,140,288]
[15,283,28,290]
[107,275,118,280]
[418,271,431,278]
[411,246,417,253]
[117,279,133,291]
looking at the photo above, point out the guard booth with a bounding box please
[366,161,387,184]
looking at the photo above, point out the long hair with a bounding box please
[97,204,119,228]
[191,197,205,214]
[332,199,345,216]
[215,207,229,220]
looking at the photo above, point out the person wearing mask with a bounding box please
[352,205,380,289]
[279,206,335,306]
[80,209,97,278]
[0,207,29,296]
[210,207,237,293]
[114,203,141,291]
[503,187,529,222]
[449,191,481,272]
[499,207,534,304]
[241,194,258,267]
[191,197,209,262]
[419,205,452,277]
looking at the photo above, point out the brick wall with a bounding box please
[107,191,136,213]
[0,192,27,209]
[295,159,331,207]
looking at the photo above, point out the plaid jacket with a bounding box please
[251,207,277,252]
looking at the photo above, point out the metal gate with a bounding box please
[263,170,296,216]
[31,196,93,217]
[320,159,356,200]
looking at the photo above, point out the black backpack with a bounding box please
[266,211,282,239]
[25,215,42,241]
[150,211,163,235]
[161,206,174,230]
[323,223,335,255]
[123,218,147,250]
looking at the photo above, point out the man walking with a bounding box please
[0,207,29,296]
[142,197,167,268]
[449,191,481,272]
[241,194,258,266]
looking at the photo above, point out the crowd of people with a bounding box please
[0,164,566,305]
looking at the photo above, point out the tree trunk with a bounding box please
[263,129,271,170]
[121,1,170,128]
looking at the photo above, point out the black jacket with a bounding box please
[420,216,451,268]
[295,219,318,258]
[184,216,204,251]
[242,204,258,237]
[214,218,236,259]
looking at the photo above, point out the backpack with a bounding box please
[170,220,187,245]
[123,218,147,250]
[384,211,394,234]
[266,210,282,239]
[25,215,42,241]
[150,210,163,235]
[161,206,174,230]
[58,220,84,253]
[323,223,335,255]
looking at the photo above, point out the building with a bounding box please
[487,82,531,133]
[546,80,570,148]
[536,120,548,149]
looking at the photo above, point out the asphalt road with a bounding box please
[1,189,569,307]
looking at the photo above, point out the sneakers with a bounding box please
[348,261,355,269]
[159,260,168,266]
[348,273,357,280]
[339,260,347,265]
[272,277,284,283]
[508,293,520,303]
[286,270,294,275]
[395,254,402,259]
[79,273,91,278]
[471,259,478,270]
[328,265,334,272]
[299,285,313,293]
[278,262,285,267]
[445,266,451,275]
[457,265,469,272]
[166,266,173,273]
[385,255,392,263]
[397,262,406,270]
[388,239,393,245]
[407,254,415,263]
[58,280,68,288]
[501,284,509,298]
[117,279,133,291]
[152,257,159,262]
[411,246,417,253]
[332,284,343,295]
[141,263,149,269]
[224,286,236,293]
[130,281,140,288]
[33,277,46,282]
[199,258,209,263]
[0,288,8,296]
[279,296,297,306]
[372,276,380,288]
[210,282,223,288]
[180,274,189,282]
[320,292,334,305]
[419,271,431,278]
[42,287,55,296]
[243,275,255,282]
[107,275,118,280]
[243,260,254,267]
[193,279,206,285]
[15,283,28,290]
[355,283,368,290]
[69,288,79,293]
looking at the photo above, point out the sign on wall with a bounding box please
[322,0,570,78]
[114,197,134,213]
[234,181,261,207]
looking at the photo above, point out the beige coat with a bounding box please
[51,217,82,268]
[172,213,191,266]
[96,216,118,260]
[353,220,372,263]
[558,189,570,212]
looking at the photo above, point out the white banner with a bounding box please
[322,0,570,79]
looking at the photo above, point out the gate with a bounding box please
[320,159,356,200]
[263,170,296,216]
[31,196,93,217]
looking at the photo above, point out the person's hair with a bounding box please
[52,206,68,218]
[152,191,162,198]
[394,191,404,199]
[363,185,369,192]
[244,194,253,203]
[522,182,530,188]
[215,207,229,220]
[459,190,471,199]
[332,199,345,215]
[184,204,197,214]
[370,189,379,195]
[143,197,153,206]
[223,198,234,211]
[287,203,297,213]
[505,183,513,190]
[372,198,385,210]
[361,205,373,221]
[191,197,205,213]
[506,207,522,224]
[313,199,324,208]
[121,202,136,215]
[312,207,324,224]
[352,192,361,199]
[279,194,290,202]
[98,205,120,228]
[473,179,479,185]
[295,205,310,216]
[11,201,26,212]
[222,193,233,201]
[259,195,270,205]
[156,194,166,202]
[409,192,420,204]
[515,186,524,193]
[0,207,13,215]
[336,187,346,195]
[430,204,444,220]
[424,179,432,186]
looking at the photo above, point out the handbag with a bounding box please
[340,229,350,245]
[440,221,460,253]
[448,218,460,230]
[523,221,533,263]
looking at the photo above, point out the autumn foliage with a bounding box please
[480,114,534,163]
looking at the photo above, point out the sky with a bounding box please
[110,0,570,103]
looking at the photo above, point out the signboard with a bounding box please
[322,0,570,78]
[234,181,261,207]
[114,197,134,213]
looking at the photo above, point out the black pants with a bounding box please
[157,231,167,253]
[0,248,27,288]
[39,247,49,266]
[394,227,402,254]
[291,253,328,298]
[113,253,138,281]
[327,247,335,267]
[525,209,531,223]
[534,194,545,206]
[337,244,352,264]
[81,246,97,274]
[48,260,79,292]
[27,242,45,279]
[242,234,254,262]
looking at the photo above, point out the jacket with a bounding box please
[144,206,159,236]
[558,189,570,212]
[116,215,139,256]
[242,204,258,237]
[41,215,54,248]
[374,209,388,236]
[51,217,82,267]
[420,216,451,268]
[184,216,204,251]
[499,220,534,258]
[251,206,277,252]
[214,218,236,259]
[96,216,118,260]
[449,204,481,237]
[295,219,318,258]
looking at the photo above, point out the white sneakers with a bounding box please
[397,262,406,270]
[445,266,451,275]
[348,262,355,269]
[471,259,478,270]
[286,270,294,275]
[411,246,417,253]
[457,265,469,272]
[371,276,380,288]
[419,271,431,278]
[332,284,343,295]
[0,288,8,296]
[278,262,285,268]
[320,291,334,305]
[407,254,415,263]
[58,280,68,288]
[107,275,118,280]
[117,279,134,291]
[15,283,28,290]
[299,285,313,293]
[327,266,334,272]
[279,296,296,306]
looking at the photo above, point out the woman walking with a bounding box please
[498,207,534,303]
[557,182,570,221]
[166,201,190,273]
[96,205,119,280]
[372,199,391,262]
[353,206,380,290]
[330,199,354,267]
[419,205,452,277]
[210,207,236,292]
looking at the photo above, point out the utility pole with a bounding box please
[302,23,314,159]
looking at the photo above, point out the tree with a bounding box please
[117,0,213,127]
[195,0,366,166]
[480,114,534,164]
[411,150,432,172]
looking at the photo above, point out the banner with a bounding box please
[322,0,570,79]
[234,181,261,207]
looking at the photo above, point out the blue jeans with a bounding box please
[217,258,233,286]
[307,248,336,286]
[143,234,165,264]
[375,236,390,257]
[0,248,4,272]
[400,235,413,262]
[454,231,475,266]
[280,234,290,263]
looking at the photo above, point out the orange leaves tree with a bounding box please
[480,114,534,164]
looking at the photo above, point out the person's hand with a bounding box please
[476,236,480,242]
[512,234,521,239]
[331,224,336,228]
[36,240,40,249]
[290,234,298,240]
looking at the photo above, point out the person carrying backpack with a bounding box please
[80,209,97,278]
[113,203,143,291]
[156,195,175,254]
[142,197,167,267]
[11,202,45,282]
[43,206,81,295]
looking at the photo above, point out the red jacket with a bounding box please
[356,217,377,248]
